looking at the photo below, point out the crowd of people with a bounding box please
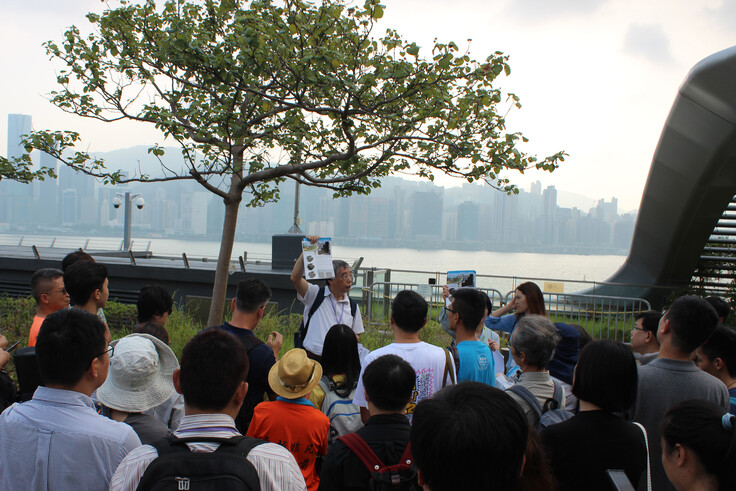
[0,241,735,491]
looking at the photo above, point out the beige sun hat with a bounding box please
[268,348,323,399]
[97,333,178,412]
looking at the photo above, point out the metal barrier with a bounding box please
[540,292,651,342]
[365,281,651,342]
[364,281,505,324]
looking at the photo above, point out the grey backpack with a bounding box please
[508,381,573,430]
[318,375,364,444]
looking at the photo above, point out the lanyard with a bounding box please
[331,295,346,325]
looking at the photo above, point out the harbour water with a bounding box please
[2,234,627,288]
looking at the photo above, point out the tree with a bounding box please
[10,0,565,326]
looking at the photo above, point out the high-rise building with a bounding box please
[1,114,34,225]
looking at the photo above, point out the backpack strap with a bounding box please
[339,432,385,472]
[304,286,327,333]
[150,435,265,456]
[399,442,413,466]
[508,384,543,420]
[443,348,456,387]
[542,381,565,412]
[349,297,358,318]
[240,332,264,354]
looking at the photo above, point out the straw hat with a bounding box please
[268,348,323,399]
[97,333,178,412]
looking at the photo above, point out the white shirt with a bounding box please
[298,283,364,356]
[110,413,306,491]
[352,342,455,423]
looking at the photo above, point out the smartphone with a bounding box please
[6,341,20,352]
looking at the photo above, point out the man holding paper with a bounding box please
[291,235,364,361]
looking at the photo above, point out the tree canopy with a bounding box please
[4,0,565,324]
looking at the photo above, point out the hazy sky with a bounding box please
[1,0,735,211]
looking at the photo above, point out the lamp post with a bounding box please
[112,192,145,251]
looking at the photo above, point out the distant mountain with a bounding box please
[557,190,596,211]
[87,145,190,178]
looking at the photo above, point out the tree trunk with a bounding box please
[206,195,241,326]
[207,151,245,327]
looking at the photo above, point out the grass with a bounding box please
[0,296,452,384]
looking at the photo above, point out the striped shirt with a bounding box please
[110,413,307,491]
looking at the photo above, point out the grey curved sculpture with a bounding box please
[594,46,736,308]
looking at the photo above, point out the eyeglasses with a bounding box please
[632,326,646,332]
[338,273,353,280]
[45,288,68,296]
[94,344,114,360]
[446,307,456,313]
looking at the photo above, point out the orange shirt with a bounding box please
[247,397,329,491]
[28,315,45,347]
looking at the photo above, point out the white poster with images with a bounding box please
[445,270,477,306]
[302,237,334,280]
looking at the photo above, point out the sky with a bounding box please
[1,0,735,212]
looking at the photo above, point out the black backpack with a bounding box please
[339,433,420,491]
[136,436,265,491]
[294,286,358,349]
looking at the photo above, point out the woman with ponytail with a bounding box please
[660,400,736,491]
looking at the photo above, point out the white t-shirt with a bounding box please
[353,342,455,423]
[298,283,364,356]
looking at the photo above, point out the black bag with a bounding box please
[136,436,265,491]
[294,286,357,350]
[339,433,420,490]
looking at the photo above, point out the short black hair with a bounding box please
[234,279,271,313]
[665,296,719,354]
[661,400,736,491]
[180,329,249,411]
[30,268,64,303]
[362,354,415,412]
[63,261,108,307]
[391,290,428,333]
[705,296,730,321]
[635,310,662,335]
[61,249,94,272]
[450,288,486,333]
[411,383,528,491]
[321,324,361,397]
[136,284,173,323]
[133,321,170,345]
[35,309,107,386]
[572,340,638,412]
[700,325,736,377]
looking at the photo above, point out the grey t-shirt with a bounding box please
[124,412,171,445]
[632,358,729,491]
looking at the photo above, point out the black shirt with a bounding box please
[540,410,647,491]
[319,413,411,491]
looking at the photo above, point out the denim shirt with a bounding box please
[0,386,141,491]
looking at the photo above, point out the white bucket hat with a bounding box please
[97,333,178,412]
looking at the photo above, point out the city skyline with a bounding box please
[1,115,634,255]
[2,1,734,211]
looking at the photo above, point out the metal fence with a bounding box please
[541,292,651,342]
[360,281,651,342]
